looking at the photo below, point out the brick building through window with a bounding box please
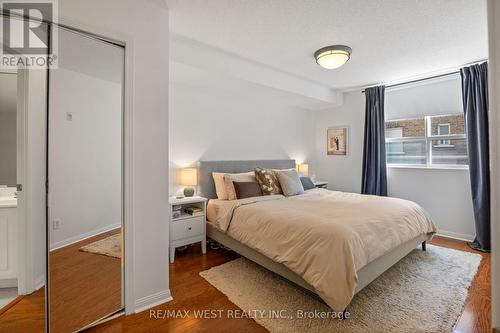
[385,114,468,166]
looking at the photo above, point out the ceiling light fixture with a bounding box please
[314,45,352,69]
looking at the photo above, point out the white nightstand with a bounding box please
[169,196,207,263]
[313,181,328,189]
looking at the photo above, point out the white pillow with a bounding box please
[213,172,228,200]
[224,172,256,200]
[276,169,304,196]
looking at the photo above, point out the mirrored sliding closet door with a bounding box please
[47,26,124,333]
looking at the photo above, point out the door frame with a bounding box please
[0,16,39,297]
[16,67,47,296]
[16,67,29,296]
[0,12,50,299]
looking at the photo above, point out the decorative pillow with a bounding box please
[300,177,316,191]
[276,169,304,196]
[224,172,256,200]
[254,167,283,195]
[212,172,228,200]
[233,181,263,199]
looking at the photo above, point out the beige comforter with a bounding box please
[209,189,436,311]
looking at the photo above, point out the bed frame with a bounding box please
[199,160,432,306]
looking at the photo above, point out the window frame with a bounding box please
[385,114,468,169]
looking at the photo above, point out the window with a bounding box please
[385,117,426,165]
[385,114,468,167]
[385,128,404,154]
[437,124,451,145]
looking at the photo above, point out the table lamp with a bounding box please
[297,163,309,177]
[180,167,197,197]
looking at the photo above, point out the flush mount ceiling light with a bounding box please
[314,45,352,69]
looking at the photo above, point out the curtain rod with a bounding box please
[361,59,488,93]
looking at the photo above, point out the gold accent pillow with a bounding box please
[254,168,283,195]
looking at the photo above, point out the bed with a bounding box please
[199,159,436,311]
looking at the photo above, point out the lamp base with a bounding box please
[184,187,195,197]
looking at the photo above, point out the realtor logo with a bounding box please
[0,0,57,69]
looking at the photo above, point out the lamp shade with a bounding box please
[297,164,309,177]
[180,168,197,186]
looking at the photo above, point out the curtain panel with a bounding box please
[461,62,491,252]
[361,86,388,196]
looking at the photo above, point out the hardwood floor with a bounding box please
[90,242,264,333]
[0,287,45,332]
[0,229,122,333]
[0,236,490,333]
[49,229,122,333]
[89,236,490,333]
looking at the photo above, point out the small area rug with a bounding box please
[79,234,121,259]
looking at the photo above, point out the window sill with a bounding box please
[387,164,469,171]
[433,145,455,148]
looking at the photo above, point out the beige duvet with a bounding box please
[208,189,437,311]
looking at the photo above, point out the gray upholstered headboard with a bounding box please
[198,159,296,199]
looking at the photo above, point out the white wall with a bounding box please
[0,73,17,114]
[59,0,170,314]
[0,73,17,186]
[49,28,122,249]
[49,67,122,249]
[0,112,16,186]
[314,92,365,193]
[169,81,315,195]
[487,0,500,329]
[387,168,474,239]
[313,89,475,240]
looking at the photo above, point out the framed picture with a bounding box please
[327,126,348,156]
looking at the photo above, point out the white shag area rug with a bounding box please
[200,245,481,333]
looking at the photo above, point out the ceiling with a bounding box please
[166,0,488,90]
[171,61,335,110]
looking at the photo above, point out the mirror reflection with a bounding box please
[47,27,124,333]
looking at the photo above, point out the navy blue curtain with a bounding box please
[361,86,387,196]
[460,62,490,252]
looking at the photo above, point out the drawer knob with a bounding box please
[188,227,192,230]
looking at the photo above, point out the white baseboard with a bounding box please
[436,230,475,242]
[17,274,45,295]
[34,274,45,291]
[50,223,121,251]
[134,289,173,314]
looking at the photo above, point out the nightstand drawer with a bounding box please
[172,216,205,240]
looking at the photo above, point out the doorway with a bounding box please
[0,14,48,331]
[0,71,19,309]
